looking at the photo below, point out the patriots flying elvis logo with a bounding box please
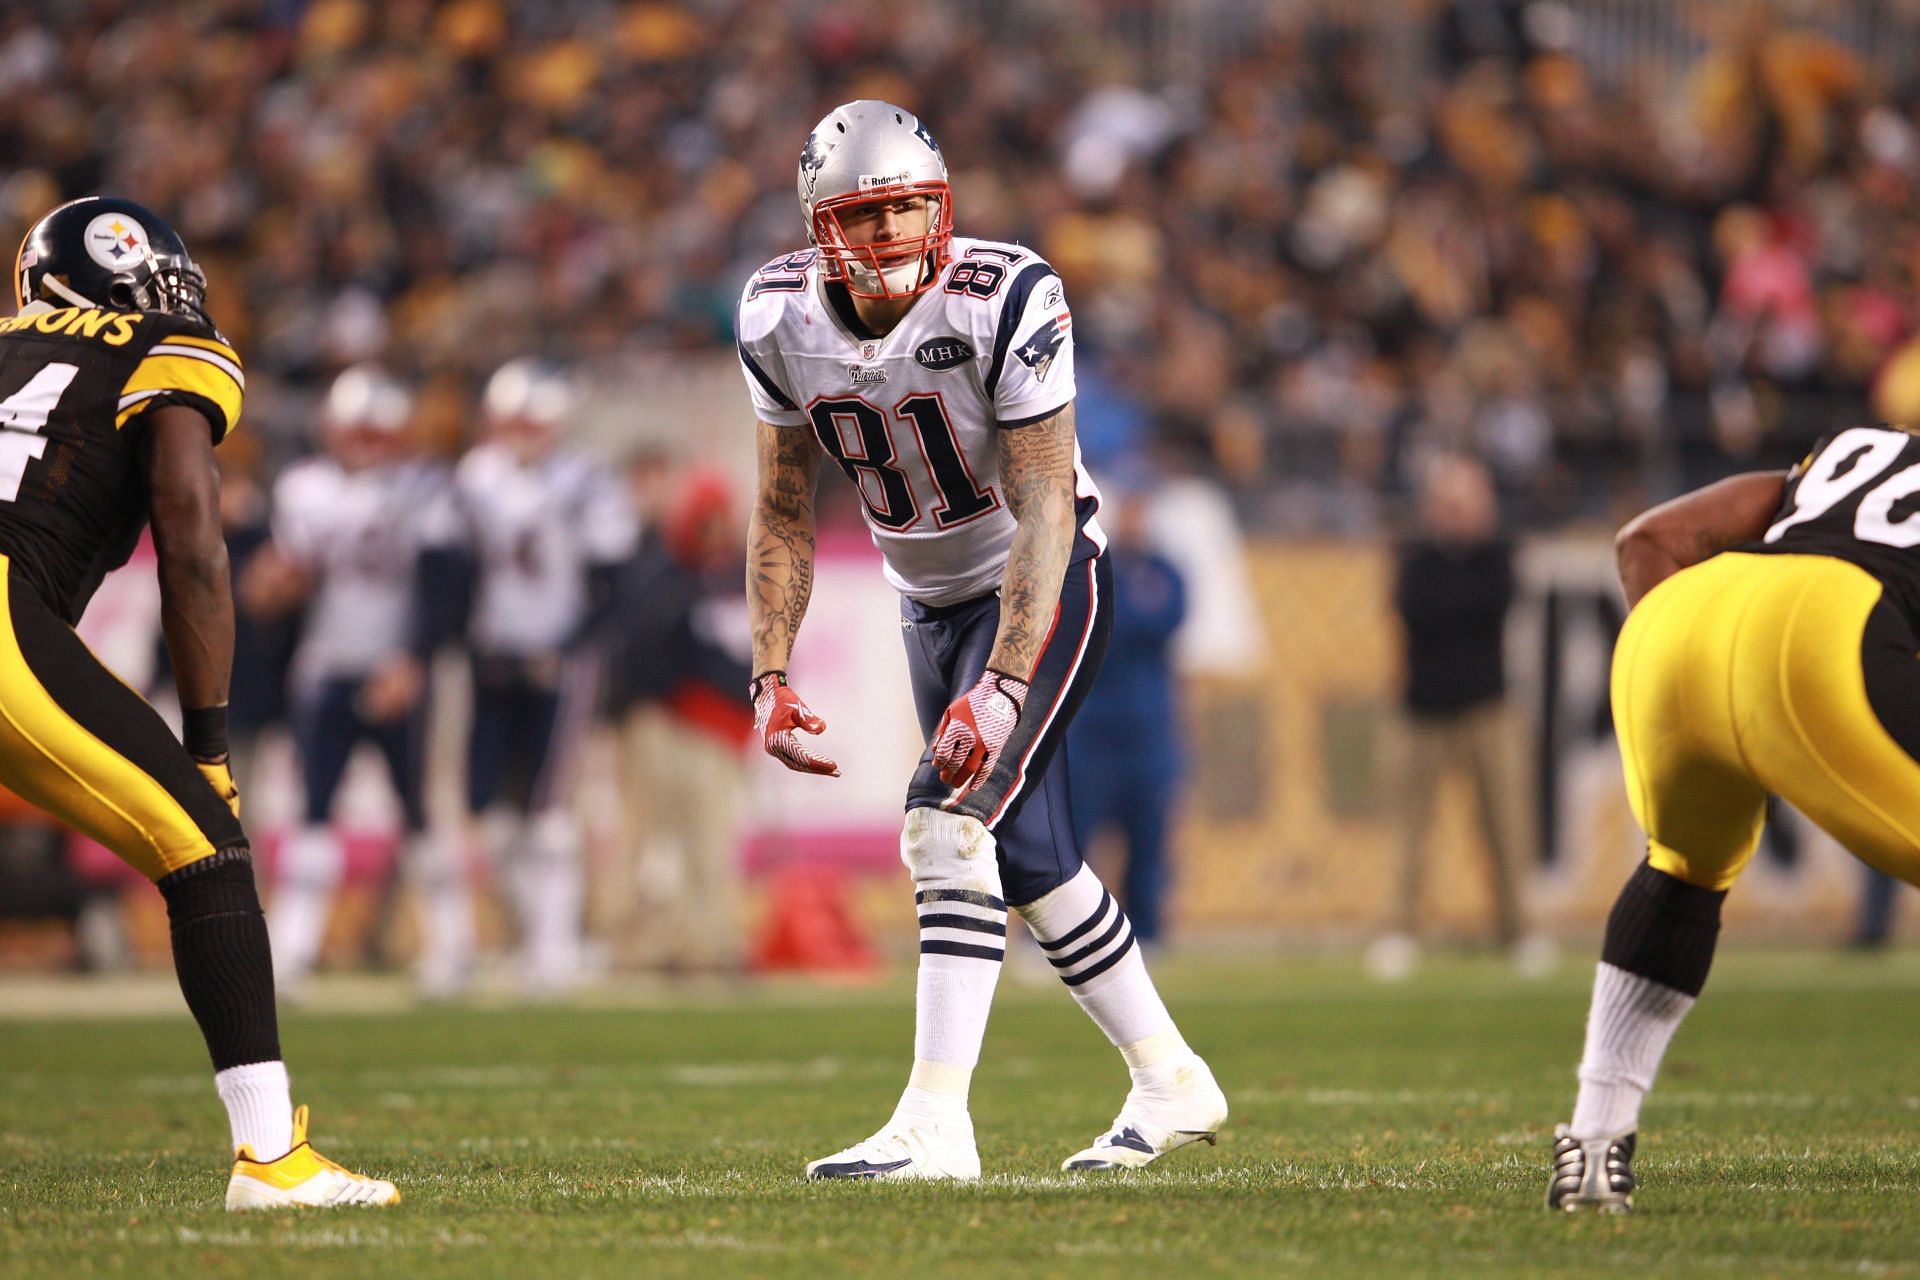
[1015,313,1071,382]
[913,118,940,154]
[799,131,830,201]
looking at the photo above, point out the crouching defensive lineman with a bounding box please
[6,197,396,1208]
[740,102,1227,1179]
[1551,423,1920,1211]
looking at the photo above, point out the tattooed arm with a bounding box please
[987,403,1079,677]
[747,419,822,676]
[1614,470,1788,608]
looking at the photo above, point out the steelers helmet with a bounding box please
[797,100,953,300]
[13,196,209,323]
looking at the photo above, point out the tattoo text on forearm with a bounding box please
[748,424,818,672]
[989,405,1077,677]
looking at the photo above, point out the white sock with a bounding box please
[908,888,1007,1108]
[896,808,1007,1115]
[404,830,474,990]
[1017,864,1187,1077]
[215,1060,293,1160]
[267,825,342,983]
[1570,961,1696,1138]
[516,810,584,985]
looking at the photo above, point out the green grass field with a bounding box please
[3,949,1918,1279]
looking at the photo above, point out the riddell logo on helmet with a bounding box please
[857,174,912,191]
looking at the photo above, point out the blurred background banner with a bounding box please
[2,0,1915,973]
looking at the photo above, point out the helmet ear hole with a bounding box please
[106,278,140,310]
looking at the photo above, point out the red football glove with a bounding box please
[930,669,1030,794]
[752,671,840,777]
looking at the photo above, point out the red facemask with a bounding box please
[810,181,954,300]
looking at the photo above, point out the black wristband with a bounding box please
[750,670,788,701]
[182,704,230,762]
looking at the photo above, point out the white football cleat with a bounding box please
[1062,1054,1228,1171]
[805,1111,981,1181]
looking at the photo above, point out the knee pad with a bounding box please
[900,807,999,891]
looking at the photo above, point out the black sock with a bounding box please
[1600,860,1727,998]
[158,850,282,1070]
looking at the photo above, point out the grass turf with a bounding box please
[2,949,1918,1279]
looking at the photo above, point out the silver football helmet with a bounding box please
[483,356,573,457]
[797,100,953,300]
[323,364,411,433]
[321,364,412,468]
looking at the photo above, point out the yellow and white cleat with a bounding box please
[225,1105,400,1210]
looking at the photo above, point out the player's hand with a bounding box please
[236,544,312,619]
[752,671,840,777]
[359,656,424,724]
[930,669,1029,795]
[196,756,241,818]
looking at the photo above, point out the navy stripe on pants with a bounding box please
[902,553,1113,906]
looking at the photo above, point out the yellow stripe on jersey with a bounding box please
[157,332,245,379]
[115,349,244,437]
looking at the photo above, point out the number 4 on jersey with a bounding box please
[0,363,78,502]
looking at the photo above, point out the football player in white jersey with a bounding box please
[454,358,638,994]
[247,366,473,997]
[739,101,1228,1179]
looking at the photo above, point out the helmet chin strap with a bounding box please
[38,275,96,309]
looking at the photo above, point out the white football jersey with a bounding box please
[271,458,459,686]
[454,442,638,656]
[736,236,1104,606]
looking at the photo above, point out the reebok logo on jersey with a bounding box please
[915,337,974,371]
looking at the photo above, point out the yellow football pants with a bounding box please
[1612,551,1920,891]
[0,558,242,881]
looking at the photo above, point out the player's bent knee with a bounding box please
[156,846,261,919]
[1646,839,1744,892]
[900,806,998,887]
[1601,859,1726,997]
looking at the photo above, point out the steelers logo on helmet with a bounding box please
[83,213,153,272]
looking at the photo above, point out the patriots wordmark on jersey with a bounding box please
[736,237,1104,606]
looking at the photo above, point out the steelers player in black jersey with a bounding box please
[1547,424,1920,1212]
[5,197,396,1208]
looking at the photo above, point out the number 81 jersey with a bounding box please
[1746,423,1920,623]
[736,237,1104,606]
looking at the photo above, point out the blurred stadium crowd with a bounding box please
[8,0,1920,530]
[3,0,1919,974]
